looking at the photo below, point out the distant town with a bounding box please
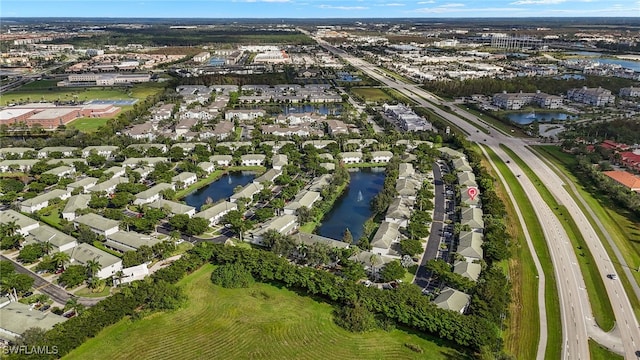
[0,18,639,360]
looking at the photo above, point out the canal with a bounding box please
[317,168,386,242]
[184,172,255,211]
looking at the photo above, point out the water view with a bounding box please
[566,52,640,71]
[317,168,385,242]
[283,104,342,115]
[184,172,255,210]
[506,112,575,125]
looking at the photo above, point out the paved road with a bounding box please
[308,32,640,359]
[414,162,446,288]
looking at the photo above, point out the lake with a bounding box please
[184,172,255,211]
[566,52,640,72]
[506,112,575,125]
[317,168,386,242]
[283,104,342,115]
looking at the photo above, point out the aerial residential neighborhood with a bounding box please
[1,13,640,360]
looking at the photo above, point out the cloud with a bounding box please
[377,2,405,6]
[318,4,368,10]
[417,0,435,3]
[510,0,565,4]
[414,2,465,12]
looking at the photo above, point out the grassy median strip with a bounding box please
[64,264,467,360]
[484,146,558,360]
[588,339,624,360]
[502,145,616,331]
[533,145,640,320]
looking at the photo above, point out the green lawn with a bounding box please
[483,146,555,360]
[533,145,640,320]
[74,286,111,298]
[64,264,468,360]
[350,87,393,103]
[2,81,166,106]
[502,145,616,332]
[66,117,110,132]
[588,339,624,360]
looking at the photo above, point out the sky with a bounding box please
[2,0,639,18]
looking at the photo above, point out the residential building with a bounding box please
[134,183,174,205]
[339,152,362,164]
[62,194,91,221]
[122,157,168,168]
[398,163,415,179]
[385,197,413,227]
[272,154,288,171]
[292,232,350,249]
[457,171,477,187]
[73,213,120,238]
[105,231,161,253]
[230,183,263,203]
[283,190,321,215]
[453,261,482,282]
[254,168,281,185]
[370,151,393,163]
[567,87,615,106]
[248,214,298,245]
[225,109,265,122]
[0,301,66,342]
[460,207,485,231]
[241,154,266,167]
[396,178,420,199]
[198,161,215,174]
[66,177,98,193]
[0,147,35,159]
[457,231,484,262]
[433,287,470,314]
[171,172,197,188]
[370,221,401,256]
[620,86,640,97]
[325,119,349,136]
[195,201,237,226]
[0,210,39,236]
[104,166,125,178]
[89,177,129,195]
[209,155,233,167]
[20,189,71,213]
[460,186,481,208]
[66,243,123,279]
[149,199,196,217]
[438,147,465,159]
[82,145,118,158]
[302,140,336,149]
[37,146,78,158]
[43,165,74,178]
[25,225,77,253]
[0,159,39,172]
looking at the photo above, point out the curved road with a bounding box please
[308,32,640,360]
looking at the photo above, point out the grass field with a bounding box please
[502,145,616,332]
[485,148,562,360]
[1,81,165,106]
[533,145,640,320]
[350,87,393,103]
[66,117,110,132]
[64,264,468,360]
[588,339,624,360]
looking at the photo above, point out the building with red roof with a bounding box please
[603,171,640,192]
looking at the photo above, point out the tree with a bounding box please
[254,207,275,222]
[400,239,423,257]
[64,296,84,315]
[52,251,71,270]
[342,228,353,244]
[334,302,377,333]
[17,243,45,264]
[222,210,252,242]
[77,224,97,244]
[210,263,255,288]
[380,260,405,283]
[58,265,87,288]
[169,214,190,231]
[185,217,209,236]
[110,192,133,208]
[296,206,312,224]
[85,258,102,279]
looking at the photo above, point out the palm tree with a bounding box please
[41,241,54,256]
[85,258,102,279]
[52,252,71,270]
[114,270,125,286]
[64,296,84,315]
[1,221,19,237]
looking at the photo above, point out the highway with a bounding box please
[307,32,640,360]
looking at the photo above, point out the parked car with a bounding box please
[22,292,33,298]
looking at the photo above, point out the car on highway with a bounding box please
[608,274,618,280]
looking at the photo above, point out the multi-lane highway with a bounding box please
[307,31,640,359]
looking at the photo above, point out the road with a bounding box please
[414,161,445,288]
[308,32,640,359]
[0,255,101,307]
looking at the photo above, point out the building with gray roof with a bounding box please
[283,190,321,215]
[149,199,196,217]
[73,213,120,237]
[105,231,161,253]
[66,243,122,279]
[25,225,77,253]
[453,261,482,282]
[0,210,39,236]
[248,214,298,245]
[0,301,66,341]
[370,221,401,255]
[62,194,91,221]
[134,183,174,205]
[195,201,237,226]
[457,231,484,262]
[67,177,98,193]
[21,189,71,213]
[433,287,470,314]
[460,207,484,230]
[292,232,350,249]
[230,183,263,203]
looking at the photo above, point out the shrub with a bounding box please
[333,302,377,333]
[210,263,255,289]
